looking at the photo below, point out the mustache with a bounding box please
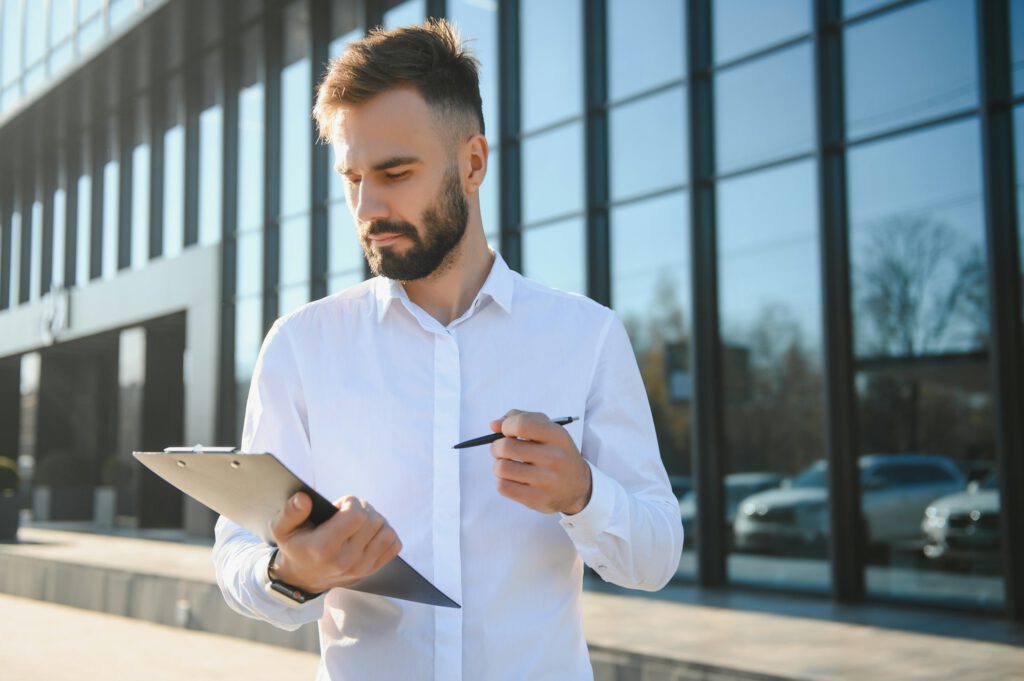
[364,221,418,239]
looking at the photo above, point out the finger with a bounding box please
[490,409,526,433]
[500,411,561,443]
[490,436,554,465]
[270,492,313,545]
[492,457,543,485]
[369,532,403,573]
[495,477,541,507]
[318,496,371,550]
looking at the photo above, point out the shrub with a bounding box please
[0,457,18,493]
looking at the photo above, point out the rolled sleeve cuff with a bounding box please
[558,460,622,539]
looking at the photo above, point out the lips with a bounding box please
[367,233,404,245]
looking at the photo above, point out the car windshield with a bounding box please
[791,461,827,489]
[982,473,998,491]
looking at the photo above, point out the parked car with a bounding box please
[922,473,1000,567]
[669,475,693,502]
[733,454,965,555]
[678,472,784,547]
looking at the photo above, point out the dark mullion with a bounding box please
[40,144,55,296]
[977,0,1024,623]
[117,51,134,272]
[0,177,10,310]
[183,0,203,247]
[219,2,241,448]
[687,0,727,587]
[88,109,104,281]
[497,0,521,272]
[149,25,166,260]
[311,0,329,302]
[426,0,445,21]
[63,99,80,288]
[19,151,33,303]
[263,2,283,334]
[584,0,609,308]
[813,0,864,604]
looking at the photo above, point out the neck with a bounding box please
[402,217,494,327]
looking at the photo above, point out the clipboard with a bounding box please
[133,448,459,608]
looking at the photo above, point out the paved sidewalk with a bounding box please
[0,593,319,681]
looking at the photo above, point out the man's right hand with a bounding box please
[268,492,402,594]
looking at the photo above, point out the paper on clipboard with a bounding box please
[132,448,459,608]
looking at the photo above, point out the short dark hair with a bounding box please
[313,18,484,143]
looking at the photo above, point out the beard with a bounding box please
[360,164,469,282]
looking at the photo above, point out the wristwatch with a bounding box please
[263,547,324,606]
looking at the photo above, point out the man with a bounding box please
[213,19,683,681]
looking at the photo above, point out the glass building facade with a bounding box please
[0,0,1022,626]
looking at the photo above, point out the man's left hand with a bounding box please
[489,410,592,515]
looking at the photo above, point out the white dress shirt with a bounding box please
[213,249,683,681]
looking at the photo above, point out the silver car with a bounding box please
[922,474,1000,567]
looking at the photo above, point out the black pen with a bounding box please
[453,416,579,449]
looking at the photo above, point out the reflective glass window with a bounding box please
[76,167,91,287]
[845,0,978,140]
[848,119,987,358]
[77,15,104,54]
[51,0,74,47]
[328,201,362,282]
[449,0,498,139]
[716,160,827,590]
[131,96,150,269]
[521,0,582,131]
[24,0,45,67]
[714,0,811,65]
[236,230,263,298]
[280,215,310,287]
[716,43,815,174]
[280,284,310,317]
[281,0,311,219]
[199,51,223,246]
[235,296,263,438]
[610,86,687,202]
[521,217,585,296]
[52,186,66,287]
[9,204,20,304]
[79,0,102,20]
[608,0,685,101]
[29,196,42,300]
[481,147,498,241]
[2,0,21,87]
[843,0,896,18]
[384,0,424,29]
[49,42,74,76]
[522,123,584,225]
[1013,0,1024,96]
[102,152,119,278]
[163,76,185,259]
[238,26,264,234]
[109,0,135,29]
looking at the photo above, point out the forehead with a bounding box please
[331,87,446,170]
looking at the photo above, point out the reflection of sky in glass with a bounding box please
[610,192,690,352]
[714,0,810,65]
[8,210,19,303]
[29,199,41,298]
[607,0,685,101]
[52,188,65,286]
[449,0,498,138]
[329,201,362,276]
[281,1,311,219]
[77,17,103,54]
[522,123,584,225]
[76,174,90,286]
[237,83,264,231]
[384,0,425,29]
[279,215,310,286]
[717,160,822,349]
[1013,0,1024,96]
[610,87,688,201]
[51,0,73,45]
[716,43,814,174]
[163,125,184,259]
[235,296,262,384]
[521,0,582,130]
[109,0,135,29]
[2,0,20,86]
[102,160,119,278]
[521,218,586,296]
[280,284,310,316]
[848,119,986,356]
[481,147,499,237]
[236,230,263,297]
[845,0,977,140]
[843,0,894,17]
[24,1,45,66]
[329,270,365,294]
[131,144,150,269]
[199,106,223,245]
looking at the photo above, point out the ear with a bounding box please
[462,133,489,195]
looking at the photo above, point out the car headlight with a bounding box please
[924,506,949,527]
[741,501,758,517]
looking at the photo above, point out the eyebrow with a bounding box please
[334,156,421,176]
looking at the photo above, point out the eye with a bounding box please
[345,175,361,186]
[384,170,410,181]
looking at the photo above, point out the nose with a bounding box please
[353,181,389,225]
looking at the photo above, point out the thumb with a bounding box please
[271,492,312,543]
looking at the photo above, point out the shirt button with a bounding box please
[564,521,575,528]
[597,564,607,570]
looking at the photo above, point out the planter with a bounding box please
[0,492,18,541]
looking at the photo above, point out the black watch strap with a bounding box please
[266,547,324,604]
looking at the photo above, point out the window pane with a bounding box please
[281,0,311,219]
[328,270,364,294]
[2,0,21,87]
[843,0,896,18]
[845,0,978,140]
[235,296,263,438]
[849,119,988,358]
[77,15,104,54]
[449,0,498,139]
[24,0,45,66]
[717,162,827,590]
[9,203,20,304]
[280,283,310,316]
[521,217,585,296]
[102,156,119,278]
[238,26,264,233]
[608,0,685,101]
[1013,0,1024,96]
[481,147,498,238]
[328,200,362,277]
[49,42,74,76]
[236,230,263,297]
[714,0,811,65]
[109,0,135,29]
[51,0,74,45]
[330,0,358,40]
[716,43,815,174]
[521,0,582,130]
[279,214,310,287]
[162,77,185,259]
[610,86,687,202]
[383,0,424,29]
[522,123,584,225]
[29,196,42,300]
[610,192,693,577]
[76,169,91,287]
[199,51,223,246]
[52,186,66,287]
[131,142,150,269]
[79,0,102,20]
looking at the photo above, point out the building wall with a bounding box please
[0,0,1021,620]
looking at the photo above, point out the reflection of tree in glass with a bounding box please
[723,305,823,477]
[855,215,988,357]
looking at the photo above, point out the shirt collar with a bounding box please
[375,247,514,324]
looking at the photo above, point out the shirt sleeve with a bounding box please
[558,311,684,591]
[211,318,325,630]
